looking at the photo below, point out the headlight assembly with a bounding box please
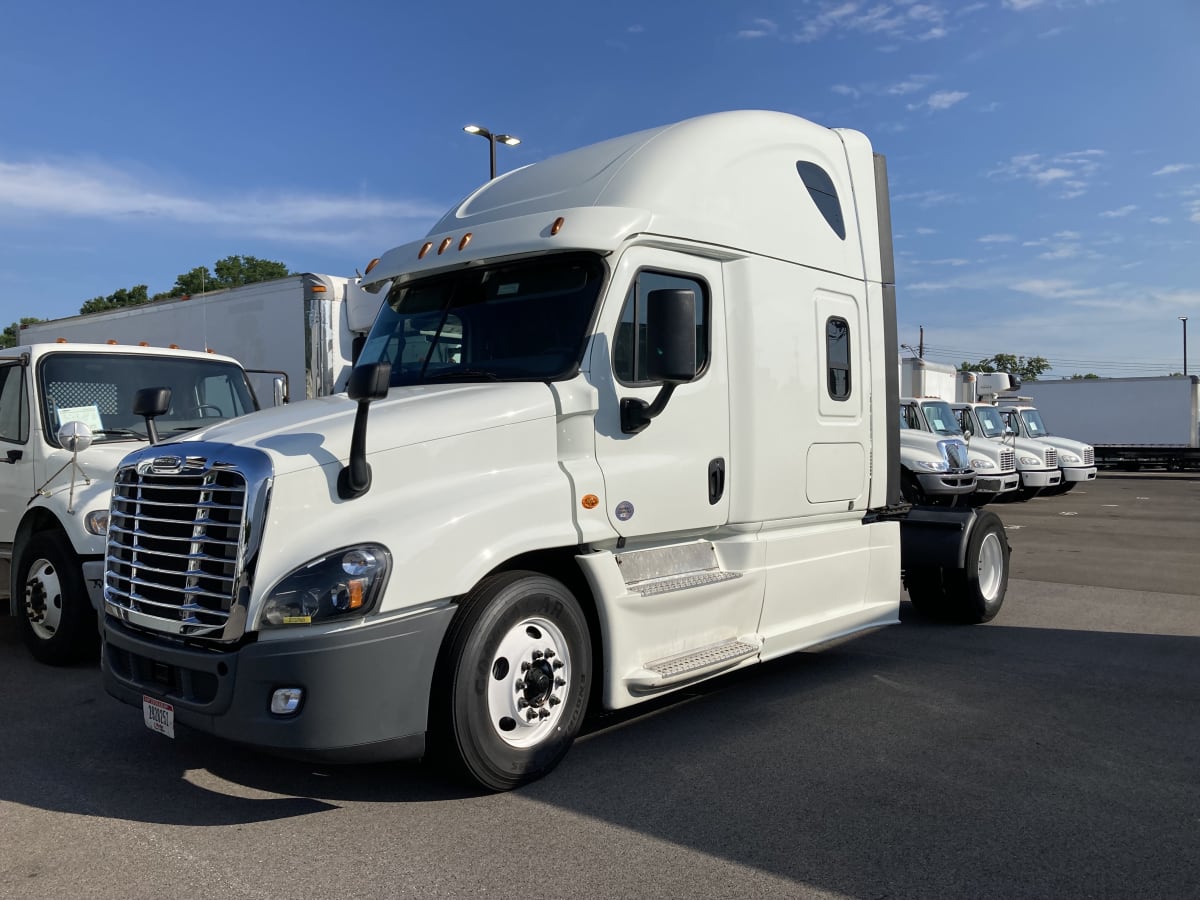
[1019,456,1043,467]
[261,545,391,627]
[970,458,996,470]
[1058,452,1081,464]
[915,460,949,472]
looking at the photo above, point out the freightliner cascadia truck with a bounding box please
[98,111,1011,790]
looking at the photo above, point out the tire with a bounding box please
[430,571,591,791]
[944,511,1010,624]
[905,567,949,618]
[15,532,98,666]
[900,470,928,506]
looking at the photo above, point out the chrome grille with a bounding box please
[999,448,1016,472]
[105,457,247,638]
[943,440,970,470]
[1083,446,1094,466]
[1044,447,1058,467]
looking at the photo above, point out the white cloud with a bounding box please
[1150,216,1171,224]
[627,24,645,34]
[1013,279,1094,300]
[737,18,777,38]
[785,0,952,44]
[1153,163,1195,176]
[989,149,1105,198]
[1004,0,1045,10]
[1100,205,1137,218]
[908,90,969,112]
[916,227,938,235]
[0,158,443,248]
[892,189,960,207]
[979,233,1017,243]
[831,83,861,98]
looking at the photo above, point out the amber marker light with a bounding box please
[551,216,565,236]
[364,257,380,275]
[459,233,473,251]
[311,284,327,293]
[106,339,118,345]
[418,242,433,259]
[581,494,599,510]
[438,237,453,255]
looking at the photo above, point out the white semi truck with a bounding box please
[98,110,1012,790]
[1019,376,1200,471]
[22,273,382,402]
[0,343,267,664]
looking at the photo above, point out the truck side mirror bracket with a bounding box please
[620,289,698,435]
[338,362,390,500]
[132,387,172,445]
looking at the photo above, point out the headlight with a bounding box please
[915,460,949,472]
[261,545,391,627]
[970,458,996,470]
[1019,456,1043,466]
[1058,452,1081,464]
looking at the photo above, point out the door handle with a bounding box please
[708,457,725,505]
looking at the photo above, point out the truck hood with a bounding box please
[164,383,560,477]
[1039,435,1093,458]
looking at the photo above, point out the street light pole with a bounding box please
[1181,316,1189,376]
[463,124,521,180]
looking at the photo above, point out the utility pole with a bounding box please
[918,325,924,359]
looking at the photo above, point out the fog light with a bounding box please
[271,687,304,715]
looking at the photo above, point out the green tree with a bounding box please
[1,316,47,348]
[212,255,290,288]
[80,284,149,315]
[1070,373,1100,379]
[960,353,1052,382]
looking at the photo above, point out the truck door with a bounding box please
[589,249,729,538]
[0,360,33,564]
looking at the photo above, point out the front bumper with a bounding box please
[975,472,1020,495]
[916,470,976,496]
[1019,468,1061,489]
[102,604,457,762]
[1062,466,1098,483]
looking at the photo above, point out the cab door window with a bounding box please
[0,364,29,444]
[613,271,708,385]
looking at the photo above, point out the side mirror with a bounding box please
[272,375,289,407]
[339,362,391,500]
[621,289,698,434]
[132,386,172,445]
[58,420,93,454]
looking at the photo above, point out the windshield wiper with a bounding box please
[92,428,147,440]
[424,369,502,382]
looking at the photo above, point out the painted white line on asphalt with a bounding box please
[1059,511,1079,516]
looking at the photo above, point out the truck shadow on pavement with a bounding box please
[3,609,1199,896]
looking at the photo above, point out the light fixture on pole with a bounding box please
[1181,316,1189,376]
[463,125,521,180]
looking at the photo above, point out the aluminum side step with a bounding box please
[616,541,743,597]
[625,637,762,693]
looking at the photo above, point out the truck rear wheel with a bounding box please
[430,571,591,791]
[15,533,98,665]
[904,511,1009,624]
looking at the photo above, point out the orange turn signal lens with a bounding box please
[581,494,599,510]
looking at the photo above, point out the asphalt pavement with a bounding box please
[1,472,1197,899]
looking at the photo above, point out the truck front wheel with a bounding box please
[430,571,591,791]
[15,533,98,665]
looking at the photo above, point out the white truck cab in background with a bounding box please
[22,273,381,402]
[98,110,1012,790]
[996,400,1097,494]
[0,343,265,663]
[897,397,977,504]
[903,396,1016,504]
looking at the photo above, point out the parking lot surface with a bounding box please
[1,472,1198,899]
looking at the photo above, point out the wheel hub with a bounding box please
[488,617,571,748]
[24,558,63,639]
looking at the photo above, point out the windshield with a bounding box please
[1021,408,1049,437]
[919,400,963,436]
[972,405,1008,439]
[39,352,256,445]
[358,253,605,386]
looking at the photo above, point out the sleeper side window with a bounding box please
[826,316,851,400]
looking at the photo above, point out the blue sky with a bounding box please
[2,0,1196,376]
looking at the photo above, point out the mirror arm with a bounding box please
[620,383,678,435]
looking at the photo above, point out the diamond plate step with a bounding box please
[625,637,761,692]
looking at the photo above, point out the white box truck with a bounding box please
[98,110,1012,790]
[1019,376,1200,471]
[0,343,268,664]
[22,273,382,402]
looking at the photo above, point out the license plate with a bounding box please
[143,695,175,739]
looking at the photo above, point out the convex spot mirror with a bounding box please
[57,420,93,453]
